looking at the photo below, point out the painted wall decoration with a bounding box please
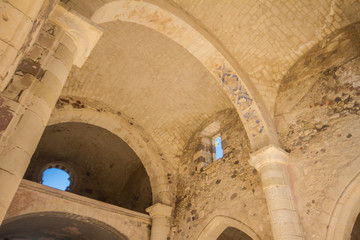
[215,64,264,137]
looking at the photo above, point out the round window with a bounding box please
[41,168,71,191]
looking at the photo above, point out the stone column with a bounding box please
[0,0,57,91]
[0,5,102,224]
[250,145,304,240]
[146,203,172,240]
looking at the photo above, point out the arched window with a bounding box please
[213,133,223,160]
[194,121,223,169]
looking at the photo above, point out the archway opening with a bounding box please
[41,168,70,191]
[217,227,253,240]
[25,122,152,213]
[351,214,360,240]
[0,212,127,240]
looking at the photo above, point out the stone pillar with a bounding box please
[146,203,172,240]
[0,5,102,224]
[0,0,58,91]
[250,145,304,240]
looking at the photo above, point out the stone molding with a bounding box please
[15,179,151,223]
[326,171,360,240]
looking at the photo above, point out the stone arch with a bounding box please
[49,107,173,205]
[0,212,128,240]
[326,171,360,240]
[196,215,261,240]
[91,0,279,151]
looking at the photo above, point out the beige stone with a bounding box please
[0,2,32,49]
[7,0,44,20]
[0,1,359,240]
[0,171,21,220]
[146,203,172,240]
[7,110,45,155]
[0,145,30,175]
[0,40,17,78]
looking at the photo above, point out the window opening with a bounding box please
[41,168,70,191]
[213,134,223,160]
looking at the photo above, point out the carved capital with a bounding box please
[146,203,172,218]
[49,5,102,67]
[250,144,289,171]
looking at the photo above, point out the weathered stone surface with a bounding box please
[1,1,360,240]
[276,21,360,240]
[173,109,271,240]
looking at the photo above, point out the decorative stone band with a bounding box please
[146,203,172,240]
[250,145,304,240]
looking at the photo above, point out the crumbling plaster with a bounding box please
[275,21,360,239]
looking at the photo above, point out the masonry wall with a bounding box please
[172,109,272,239]
[0,0,57,91]
[275,21,360,239]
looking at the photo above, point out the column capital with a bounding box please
[146,203,172,218]
[250,144,289,171]
[49,5,102,67]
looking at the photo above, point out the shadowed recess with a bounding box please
[25,122,152,213]
[351,214,360,240]
[0,212,128,240]
[217,227,253,240]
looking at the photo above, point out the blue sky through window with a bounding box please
[42,168,70,191]
[215,136,223,159]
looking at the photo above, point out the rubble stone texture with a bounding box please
[0,0,359,240]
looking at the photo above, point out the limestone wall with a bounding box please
[275,21,360,240]
[172,109,272,240]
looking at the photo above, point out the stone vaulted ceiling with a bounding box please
[61,20,234,164]
[58,0,360,165]
[61,0,360,115]
[172,0,360,114]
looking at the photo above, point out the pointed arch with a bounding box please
[196,215,261,240]
[326,171,360,240]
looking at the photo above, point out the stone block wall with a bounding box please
[172,109,272,239]
[275,21,360,239]
[0,0,57,91]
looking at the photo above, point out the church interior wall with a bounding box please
[0,0,359,239]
